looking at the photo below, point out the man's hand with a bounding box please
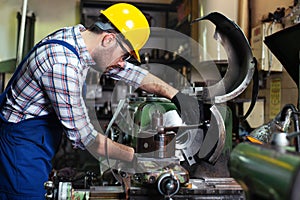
[116,153,138,175]
[171,92,202,125]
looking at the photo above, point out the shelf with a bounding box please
[0,59,16,73]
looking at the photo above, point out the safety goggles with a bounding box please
[115,35,132,61]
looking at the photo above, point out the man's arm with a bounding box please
[108,62,179,99]
[140,73,201,125]
[139,73,179,99]
[110,62,201,124]
[85,133,135,162]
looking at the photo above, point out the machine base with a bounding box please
[83,178,245,200]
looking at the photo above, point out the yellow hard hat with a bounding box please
[101,3,150,62]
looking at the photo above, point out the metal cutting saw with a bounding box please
[44,12,257,200]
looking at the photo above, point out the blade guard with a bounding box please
[192,12,256,103]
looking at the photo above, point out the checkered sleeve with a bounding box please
[41,62,97,149]
[107,62,149,89]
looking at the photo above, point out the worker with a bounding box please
[0,3,200,200]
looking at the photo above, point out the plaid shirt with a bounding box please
[0,24,148,149]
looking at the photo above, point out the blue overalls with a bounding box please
[0,40,79,199]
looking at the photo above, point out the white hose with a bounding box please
[16,0,28,66]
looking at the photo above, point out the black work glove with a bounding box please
[171,92,202,125]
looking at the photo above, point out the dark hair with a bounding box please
[87,14,133,51]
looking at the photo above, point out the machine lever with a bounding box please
[286,132,300,139]
[158,124,204,134]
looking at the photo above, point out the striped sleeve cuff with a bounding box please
[107,62,149,89]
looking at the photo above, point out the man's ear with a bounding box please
[102,33,116,47]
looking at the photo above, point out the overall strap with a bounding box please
[0,40,79,198]
[0,39,80,104]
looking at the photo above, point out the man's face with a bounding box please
[91,33,132,74]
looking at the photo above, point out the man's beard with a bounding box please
[90,62,122,74]
[90,46,122,74]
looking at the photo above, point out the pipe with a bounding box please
[16,0,28,66]
[237,0,249,39]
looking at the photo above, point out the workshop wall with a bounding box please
[0,0,19,61]
[0,0,80,87]
[0,0,80,63]
[191,0,239,83]
[244,0,298,124]
[198,0,238,61]
[251,0,294,27]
